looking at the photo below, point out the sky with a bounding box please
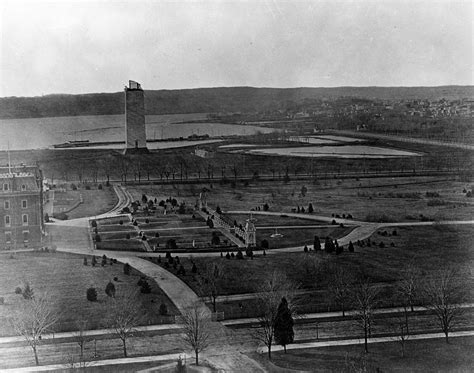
[0,0,472,97]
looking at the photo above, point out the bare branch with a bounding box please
[254,270,299,360]
[180,302,211,366]
[352,279,380,353]
[10,295,58,365]
[422,267,467,343]
[105,290,143,357]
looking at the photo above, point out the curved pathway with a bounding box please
[111,255,206,315]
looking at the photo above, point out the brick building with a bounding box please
[0,167,43,249]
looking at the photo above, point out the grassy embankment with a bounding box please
[0,251,178,336]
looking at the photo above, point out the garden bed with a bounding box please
[96,239,146,251]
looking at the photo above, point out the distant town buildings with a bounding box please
[0,165,43,249]
[124,80,148,154]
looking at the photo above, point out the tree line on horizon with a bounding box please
[1,86,472,119]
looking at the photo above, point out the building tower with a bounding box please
[0,165,43,249]
[124,80,148,154]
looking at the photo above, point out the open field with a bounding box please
[0,252,178,335]
[242,143,421,158]
[256,226,354,249]
[136,176,473,223]
[265,336,474,372]
[225,213,333,227]
[164,224,474,317]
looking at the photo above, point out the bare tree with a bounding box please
[254,271,299,359]
[10,296,58,365]
[198,262,224,313]
[329,266,353,317]
[353,279,379,353]
[73,313,92,361]
[422,267,467,343]
[396,262,420,334]
[389,315,409,357]
[106,291,143,357]
[180,302,211,366]
[118,156,130,182]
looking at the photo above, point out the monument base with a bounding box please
[123,147,150,155]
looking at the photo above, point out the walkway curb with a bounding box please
[256,330,474,354]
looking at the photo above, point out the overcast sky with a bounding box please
[0,0,472,97]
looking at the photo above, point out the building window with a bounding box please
[5,215,11,227]
[4,200,10,209]
[23,231,29,243]
[22,200,27,209]
[22,214,28,226]
[21,184,26,191]
[3,183,8,191]
[5,232,11,243]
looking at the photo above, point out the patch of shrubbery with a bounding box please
[53,212,69,220]
[105,281,116,297]
[22,282,34,300]
[427,199,449,206]
[385,192,421,199]
[140,280,152,294]
[87,287,98,301]
[159,303,168,315]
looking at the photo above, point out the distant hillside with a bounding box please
[0,86,473,119]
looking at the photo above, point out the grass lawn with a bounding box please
[167,224,473,317]
[266,336,474,372]
[0,251,178,336]
[67,186,118,219]
[130,176,473,223]
[183,224,474,293]
[257,226,354,249]
[225,213,332,227]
